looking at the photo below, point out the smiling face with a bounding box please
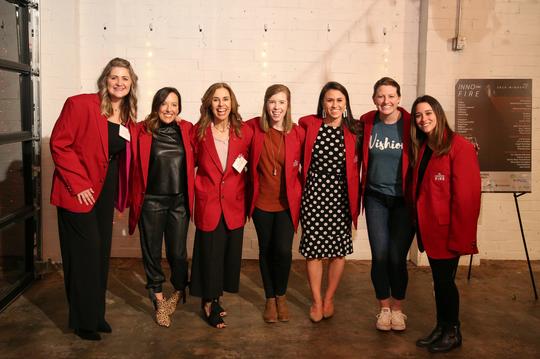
[106,66,132,101]
[373,84,400,121]
[414,102,437,136]
[265,91,288,128]
[158,92,180,124]
[211,87,231,122]
[323,89,346,121]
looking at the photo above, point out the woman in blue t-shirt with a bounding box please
[359,77,415,331]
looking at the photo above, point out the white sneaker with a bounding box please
[391,310,407,331]
[376,307,392,331]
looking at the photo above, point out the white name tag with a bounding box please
[119,124,131,141]
[232,154,248,173]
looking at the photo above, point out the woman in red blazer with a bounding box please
[411,95,481,353]
[299,81,361,322]
[50,58,138,341]
[359,77,415,332]
[189,82,253,328]
[128,87,194,327]
[247,84,305,323]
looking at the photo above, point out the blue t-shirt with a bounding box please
[367,115,404,196]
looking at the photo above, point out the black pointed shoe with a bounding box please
[75,329,101,341]
[416,324,444,347]
[428,324,462,353]
[97,320,112,333]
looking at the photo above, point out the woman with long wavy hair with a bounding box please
[189,82,253,328]
[50,57,138,340]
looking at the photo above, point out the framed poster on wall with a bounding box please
[455,79,532,193]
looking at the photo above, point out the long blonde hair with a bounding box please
[260,84,293,133]
[97,57,138,124]
[196,82,242,140]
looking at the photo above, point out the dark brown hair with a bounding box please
[316,81,360,135]
[143,87,182,133]
[410,95,454,166]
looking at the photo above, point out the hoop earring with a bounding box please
[343,108,348,119]
[322,109,326,119]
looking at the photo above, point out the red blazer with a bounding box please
[299,115,360,228]
[128,120,195,235]
[412,134,481,259]
[246,117,305,230]
[191,122,253,232]
[360,107,412,208]
[50,93,134,213]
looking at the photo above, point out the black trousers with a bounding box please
[189,216,244,299]
[57,158,117,332]
[428,256,460,326]
[252,207,295,298]
[138,193,189,294]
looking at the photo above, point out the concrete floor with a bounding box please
[0,259,539,359]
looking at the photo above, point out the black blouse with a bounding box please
[108,122,126,158]
[146,121,187,195]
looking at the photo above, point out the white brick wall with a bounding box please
[419,0,540,261]
[40,0,540,263]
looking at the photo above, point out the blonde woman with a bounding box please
[50,57,138,340]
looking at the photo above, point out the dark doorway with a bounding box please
[0,0,40,311]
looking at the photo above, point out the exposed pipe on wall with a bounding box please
[452,0,466,51]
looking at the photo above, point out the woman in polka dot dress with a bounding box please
[299,82,362,322]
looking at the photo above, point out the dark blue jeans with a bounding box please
[364,190,414,300]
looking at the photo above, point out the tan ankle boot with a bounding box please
[276,295,289,322]
[155,299,171,327]
[263,298,277,323]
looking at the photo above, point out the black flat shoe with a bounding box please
[416,324,443,347]
[428,324,462,353]
[75,329,101,341]
[98,320,112,333]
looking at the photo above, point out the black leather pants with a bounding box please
[138,193,189,294]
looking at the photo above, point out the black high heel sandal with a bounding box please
[202,300,226,328]
[214,300,227,317]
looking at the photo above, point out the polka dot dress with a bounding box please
[300,123,352,259]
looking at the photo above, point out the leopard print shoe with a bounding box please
[155,299,171,327]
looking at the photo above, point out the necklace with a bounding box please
[212,122,230,133]
[264,129,284,176]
